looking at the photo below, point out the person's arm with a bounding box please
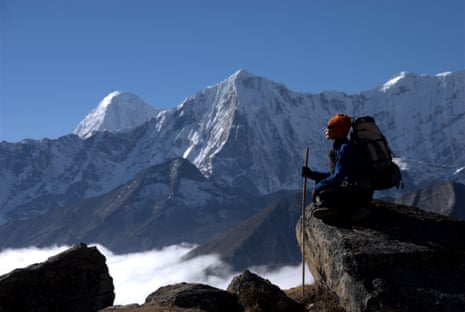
[302,166,330,183]
[314,144,353,193]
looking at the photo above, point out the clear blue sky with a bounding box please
[1,0,464,142]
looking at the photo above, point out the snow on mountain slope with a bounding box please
[165,69,465,194]
[157,69,350,193]
[0,158,269,251]
[0,135,84,223]
[74,91,159,139]
[0,69,464,224]
[355,71,465,191]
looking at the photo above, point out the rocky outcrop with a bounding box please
[0,243,114,312]
[144,283,242,312]
[296,200,465,312]
[395,181,465,221]
[102,270,304,312]
[228,269,305,312]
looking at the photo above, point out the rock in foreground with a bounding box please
[102,270,304,312]
[228,269,305,312]
[296,200,465,311]
[145,283,241,312]
[0,243,114,312]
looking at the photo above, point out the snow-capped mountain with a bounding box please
[74,91,160,139]
[0,157,274,251]
[0,69,464,227]
[153,69,465,195]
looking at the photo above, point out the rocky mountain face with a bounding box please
[297,200,465,311]
[0,158,279,252]
[185,190,303,271]
[395,181,465,220]
[0,69,464,251]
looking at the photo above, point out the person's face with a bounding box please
[325,125,337,140]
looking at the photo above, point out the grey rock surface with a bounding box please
[0,243,114,312]
[296,200,465,311]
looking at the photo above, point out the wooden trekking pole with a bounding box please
[301,146,309,297]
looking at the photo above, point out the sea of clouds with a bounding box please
[0,244,313,305]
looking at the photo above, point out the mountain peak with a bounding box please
[221,69,265,87]
[98,91,123,109]
[380,71,414,91]
[231,69,255,80]
[74,91,159,139]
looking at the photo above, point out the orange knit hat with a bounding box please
[327,114,352,139]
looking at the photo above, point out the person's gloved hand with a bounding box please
[302,166,322,181]
[301,166,317,180]
[301,166,311,177]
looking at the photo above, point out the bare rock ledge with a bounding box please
[296,200,465,312]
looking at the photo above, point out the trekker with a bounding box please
[302,113,373,221]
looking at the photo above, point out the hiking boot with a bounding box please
[312,206,340,220]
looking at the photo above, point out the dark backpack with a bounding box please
[350,116,403,190]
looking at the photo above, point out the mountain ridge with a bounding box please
[0,157,275,251]
[0,69,464,228]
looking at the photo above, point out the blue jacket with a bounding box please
[313,138,370,193]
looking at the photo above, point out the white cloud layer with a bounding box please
[0,244,313,305]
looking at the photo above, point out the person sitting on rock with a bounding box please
[302,113,373,221]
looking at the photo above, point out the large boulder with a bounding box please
[0,243,114,312]
[296,200,465,312]
[144,283,242,312]
[227,269,305,312]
